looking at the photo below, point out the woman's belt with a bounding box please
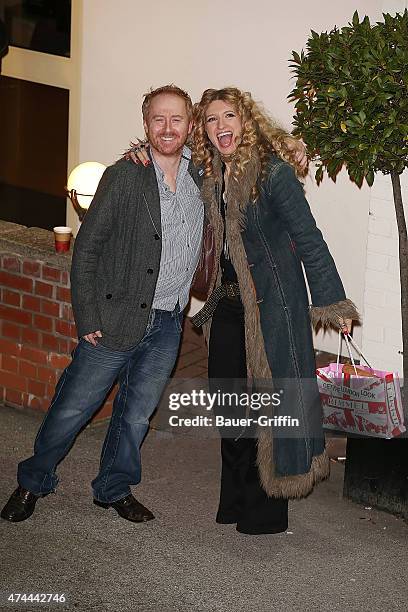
[191,282,240,327]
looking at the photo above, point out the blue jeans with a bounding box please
[17,307,182,503]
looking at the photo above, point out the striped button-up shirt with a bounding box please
[151,146,204,311]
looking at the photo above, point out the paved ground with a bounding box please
[1,403,407,612]
[1,322,407,612]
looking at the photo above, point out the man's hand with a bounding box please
[284,137,308,173]
[83,330,102,346]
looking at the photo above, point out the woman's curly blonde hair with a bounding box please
[192,87,306,198]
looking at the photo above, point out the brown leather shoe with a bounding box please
[1,486,39,522]
[93,494,155,523]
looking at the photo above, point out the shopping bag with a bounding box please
[317,332,405,439]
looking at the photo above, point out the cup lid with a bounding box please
[53,226,72,233]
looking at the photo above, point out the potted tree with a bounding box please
[289,10,408,518]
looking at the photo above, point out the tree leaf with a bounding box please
[292,51,301,64]
[366,169,375,186]
[358,110,366,124]
[315,165,324,184]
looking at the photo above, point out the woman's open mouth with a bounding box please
[217,131,233,148]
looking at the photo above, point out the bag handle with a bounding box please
[336,331,373,376]
[345,333,373,369]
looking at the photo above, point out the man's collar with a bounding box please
[150,145,191,177]
[181,145,192,160]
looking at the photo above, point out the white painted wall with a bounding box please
[362,171,407,374]
[78,0,384,161]
[76,0,404,369]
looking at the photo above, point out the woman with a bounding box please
[189,87,358,535]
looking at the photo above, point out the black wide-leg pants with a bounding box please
[208,297,288,535]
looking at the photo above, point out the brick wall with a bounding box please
[362,170,407,375]
[0,248,116,420]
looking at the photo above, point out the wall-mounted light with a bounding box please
[67,161,106,221]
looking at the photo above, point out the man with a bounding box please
[1,85,204,523]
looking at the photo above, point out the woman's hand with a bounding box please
[124,139,151,166]
[284,137,308,172]
[338,318,353,335]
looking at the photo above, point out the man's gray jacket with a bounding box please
[70,158,203,350]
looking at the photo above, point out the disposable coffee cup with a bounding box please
[53,226,72,253]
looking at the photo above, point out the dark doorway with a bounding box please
[0,1,71,57]
[0,75,69,230]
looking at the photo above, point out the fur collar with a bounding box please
[201,149,261,229]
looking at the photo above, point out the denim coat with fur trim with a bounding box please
[199,153,359,499]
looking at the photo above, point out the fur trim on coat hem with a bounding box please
[257,426,330,498]
[310,298,360,330]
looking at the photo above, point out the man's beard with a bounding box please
[149,132,185,156]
